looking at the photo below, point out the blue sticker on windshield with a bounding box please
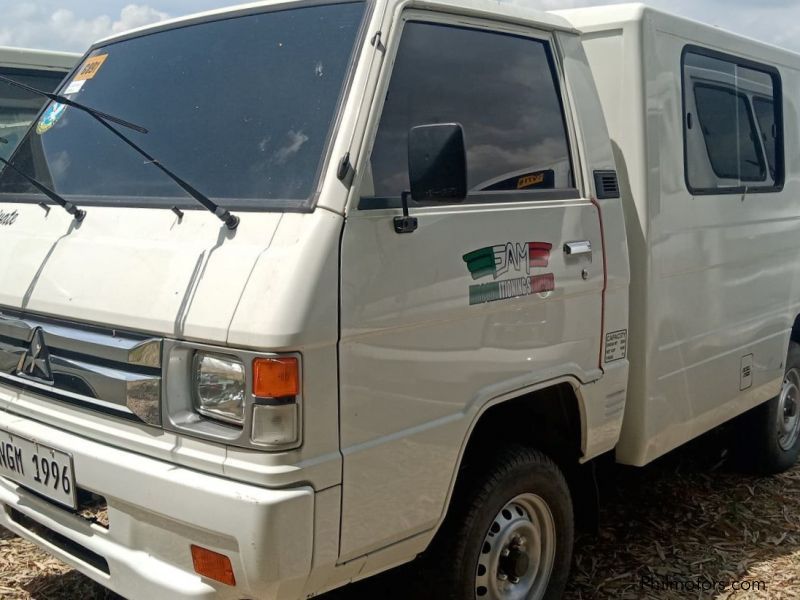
[36,102,67,135]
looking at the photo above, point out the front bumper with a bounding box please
[0,408,314,600]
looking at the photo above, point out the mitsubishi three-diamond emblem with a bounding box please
[16,327,53,383]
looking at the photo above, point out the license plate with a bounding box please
[0,430,76,510]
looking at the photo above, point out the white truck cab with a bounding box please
[0,2,796,599]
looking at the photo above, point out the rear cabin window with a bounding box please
[362,21,575,206]
[683,49,782,193]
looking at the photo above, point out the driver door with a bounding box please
[337,13,604,560]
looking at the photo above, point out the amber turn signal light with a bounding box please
[253,357,299,398]
[190,545,236,586]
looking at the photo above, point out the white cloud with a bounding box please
[0,3,169,53]
[112,4,170,33]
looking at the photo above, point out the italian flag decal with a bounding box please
[462,241,555,305]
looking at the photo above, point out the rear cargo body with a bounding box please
[557,4,800,465]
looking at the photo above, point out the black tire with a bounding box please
[739,341,800,475]
[418,445,574,600]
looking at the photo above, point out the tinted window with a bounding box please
[694,84,764,181]
[753,97,777,177]
[0,68,65,160]
[0,2,366,210]
[366,22,573,200]
[683,49,782,192]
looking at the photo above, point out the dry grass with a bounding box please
[2,434,800,599]
[0,527,115,600]
[566,441,800,599]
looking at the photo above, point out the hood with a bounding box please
[0,202,282,344]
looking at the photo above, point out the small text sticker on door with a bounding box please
[604,330,628,363]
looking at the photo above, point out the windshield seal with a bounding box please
[0,0,371,213]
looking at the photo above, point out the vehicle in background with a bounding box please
[0,2,798,600]
[0,47,78,159]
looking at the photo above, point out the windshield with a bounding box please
[0,1,366,211]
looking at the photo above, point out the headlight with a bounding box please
[193,353,245,425]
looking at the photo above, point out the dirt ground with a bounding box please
[2,433,800,599]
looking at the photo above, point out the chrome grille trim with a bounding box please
[0,313,161,367]
[0,310,162,426]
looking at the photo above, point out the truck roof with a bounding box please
[555,3,800,66]
[0,46,79,71]
[94,0,578,47]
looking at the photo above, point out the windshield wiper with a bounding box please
[0,140,85,221]
[0,75,239,229]
[88,117,240,229]
[0,74,147,134]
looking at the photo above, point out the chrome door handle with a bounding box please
[563,241,592,256]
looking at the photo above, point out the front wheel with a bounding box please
[421,446,574,600]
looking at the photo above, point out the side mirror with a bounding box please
[408,123,467,202]
[394,123,467,234]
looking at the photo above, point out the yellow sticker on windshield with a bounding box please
[74,54,108,81]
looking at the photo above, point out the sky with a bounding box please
[0,0,797,54]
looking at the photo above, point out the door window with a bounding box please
[363,21,575,205]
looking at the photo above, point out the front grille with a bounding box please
[0,308,163,426]
[8,507,110,574]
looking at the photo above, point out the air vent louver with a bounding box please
[594,170,620,199]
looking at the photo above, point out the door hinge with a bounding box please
[337,152,354,185]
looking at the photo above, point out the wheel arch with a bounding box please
[429,377,598,548]
[791,314,800,344]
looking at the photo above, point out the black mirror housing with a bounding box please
[408,123,467,203]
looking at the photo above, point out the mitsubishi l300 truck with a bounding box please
[0,1,796,599]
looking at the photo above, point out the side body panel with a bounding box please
[558,32,630,460]
[565,6,800,465]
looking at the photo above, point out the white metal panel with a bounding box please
[557,31,631,458]
[560,4,800,465]
[0,47,78,71]
[1,206,282,341]
[339,200,604,559]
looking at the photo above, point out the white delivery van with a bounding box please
[0,47,77,161]
[0,1,796,599]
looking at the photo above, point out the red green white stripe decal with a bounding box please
[463,241,555,305]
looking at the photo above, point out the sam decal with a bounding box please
[463,241,555,305]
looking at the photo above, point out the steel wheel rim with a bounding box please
[475,493,556,600]
[778,368,800,451]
